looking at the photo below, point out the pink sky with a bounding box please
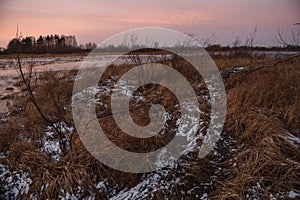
[0,0,299,47]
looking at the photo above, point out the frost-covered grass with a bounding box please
[40,122,73,161]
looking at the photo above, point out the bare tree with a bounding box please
[13,30,52,125]
[12,29,69,154]
[232,36,242,48]
[245,26,258,65]
[183,32,217,47]
[200,33,217,47]
[277,27,300,47]
[245,25,258,48]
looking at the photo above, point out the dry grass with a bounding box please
[1,69,144,199]
[212,56,300,199]
[0,53,299,199]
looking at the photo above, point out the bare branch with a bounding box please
[245,25,257,47]
[276,27,300,47]
[232,36,242,47]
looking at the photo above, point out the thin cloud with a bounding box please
[104,12,215,26]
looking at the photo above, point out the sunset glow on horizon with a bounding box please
[0,0,299,48]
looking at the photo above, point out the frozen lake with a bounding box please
[0,56,84,113]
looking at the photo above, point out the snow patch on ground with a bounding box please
[0,112,9,123]
[110,169,172,200]
[286,132,300,148]
[0,163,32,199]
[40,121,73,161]
[288,190,300,198]
[269,190,300,199]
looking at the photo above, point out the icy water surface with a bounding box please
[0,54,170,113]
[0,56,84,113]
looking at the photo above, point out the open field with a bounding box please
[0,52,299,199]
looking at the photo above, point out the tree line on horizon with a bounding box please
[3,34,86,54]
[1,31,299,55]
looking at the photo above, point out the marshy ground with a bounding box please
[0,52,299,199]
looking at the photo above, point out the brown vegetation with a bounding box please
[0,54,299,199]
[214,55,300,199]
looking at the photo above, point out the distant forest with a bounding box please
[3,34,97,54]
[5,34,78,54]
